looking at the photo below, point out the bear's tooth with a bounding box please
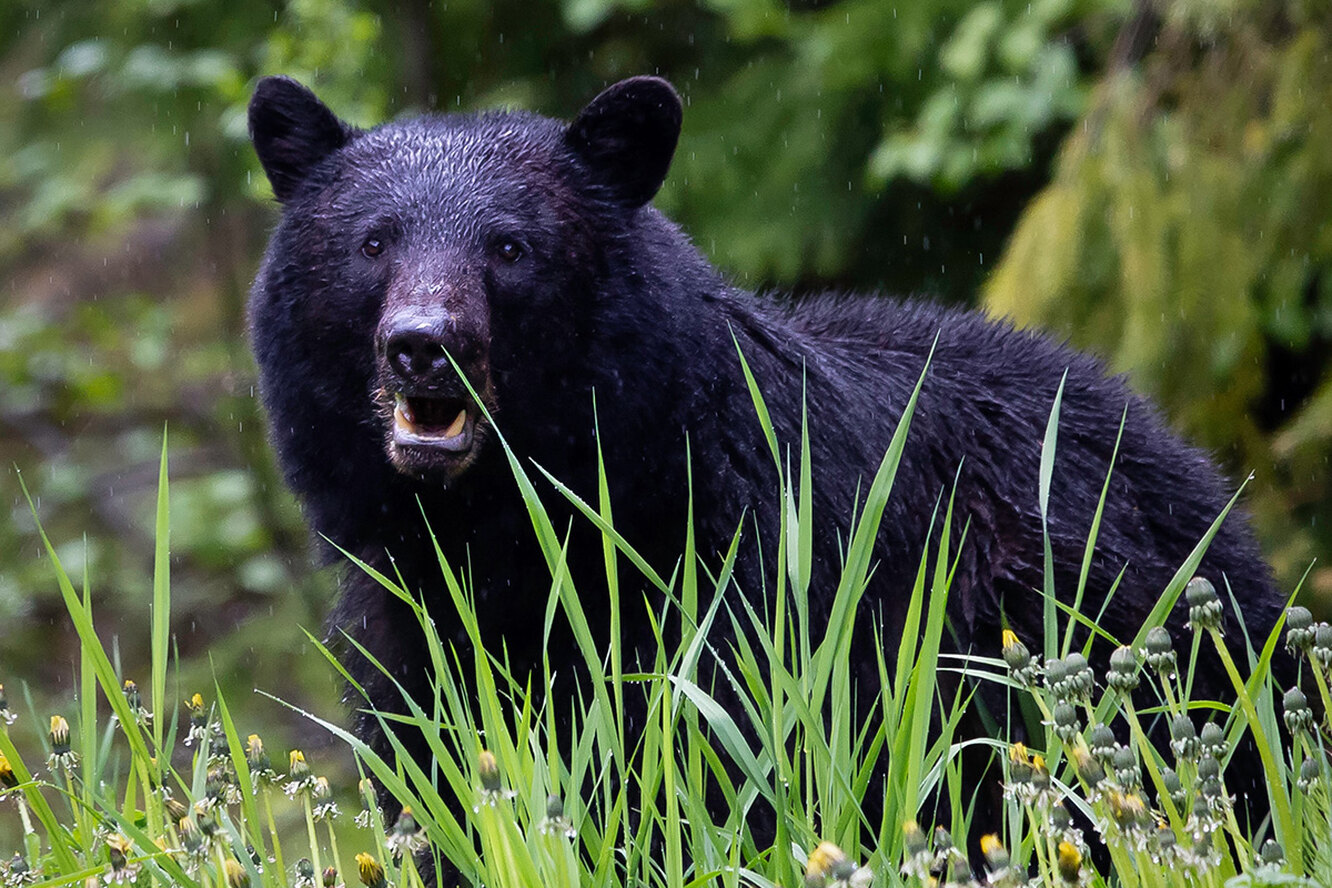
[443,407,467,439]
[394,393,416,425]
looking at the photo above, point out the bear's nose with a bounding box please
[383,317,453,382]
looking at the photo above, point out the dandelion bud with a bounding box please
[1086,723,1116,761]
[1108,790,1148,829]
[288,750,310,781]
[1199,773,1225,811]
[1044,657,1068,693]
[1197,754,1220,781]
[1315,623,1332,669]
[224,857,249,888]
[1063,652,1094,699]
[0,751,18,790]
[1008,743,1033,784]
[1106,645,1139,692]
[246,735,271,772]
[1051,802,1072,833]
[1160,768,1186,810]
[1143,627,1177,677]
[902,820,928,857]
[0,684,11,723]
[179,817,205,856]
[1199,722,1227,759]
[805,841,847,888]
[355,852,386,888]
[1031,754,1052,794]
[48,715,71,752]
[1259,839,1284,866]
[478,749,501,792]
[1071,746,1105,788]
[1051,702,1081,741]
[1111,746,1141,789]
[107,834,131,871]
[980,834,1009,870]
[7,855,28,881]
[1154,823,1176,854]
[322,866,338,887]
[1002,630,1039,685]
[1056,841,1082,884]
[164,795,188,822]
[186,693,206,722]
[1285,607,1314,655]
[1169,715,1198,761]
[122,680,142,712]
[1283,687,1313,735]
[296,859,314,881]
[1185,577,1223,632]
[313,776,332,802]
[1298,756,1321,791]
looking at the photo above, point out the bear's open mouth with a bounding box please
[392,392,475,452]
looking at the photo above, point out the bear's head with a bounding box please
[248,77,683,486]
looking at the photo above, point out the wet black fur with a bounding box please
[248,76,1285,844]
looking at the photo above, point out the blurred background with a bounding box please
[2,0,1330,769]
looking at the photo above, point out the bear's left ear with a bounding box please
[565,76,683,208]
[249,76,356,203]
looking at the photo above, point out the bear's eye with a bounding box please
[496,241,523,263]
[361,238,384,259]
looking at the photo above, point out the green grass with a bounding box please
[5,382,1332,888]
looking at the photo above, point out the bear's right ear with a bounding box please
[565,76,683,208]
[249,76,355,203]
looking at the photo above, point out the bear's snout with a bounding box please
[382,311,456,385]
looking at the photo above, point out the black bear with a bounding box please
[247,75,1282,834]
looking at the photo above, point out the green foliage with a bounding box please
[7,385,1332,888]
[983,0,1332,601]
